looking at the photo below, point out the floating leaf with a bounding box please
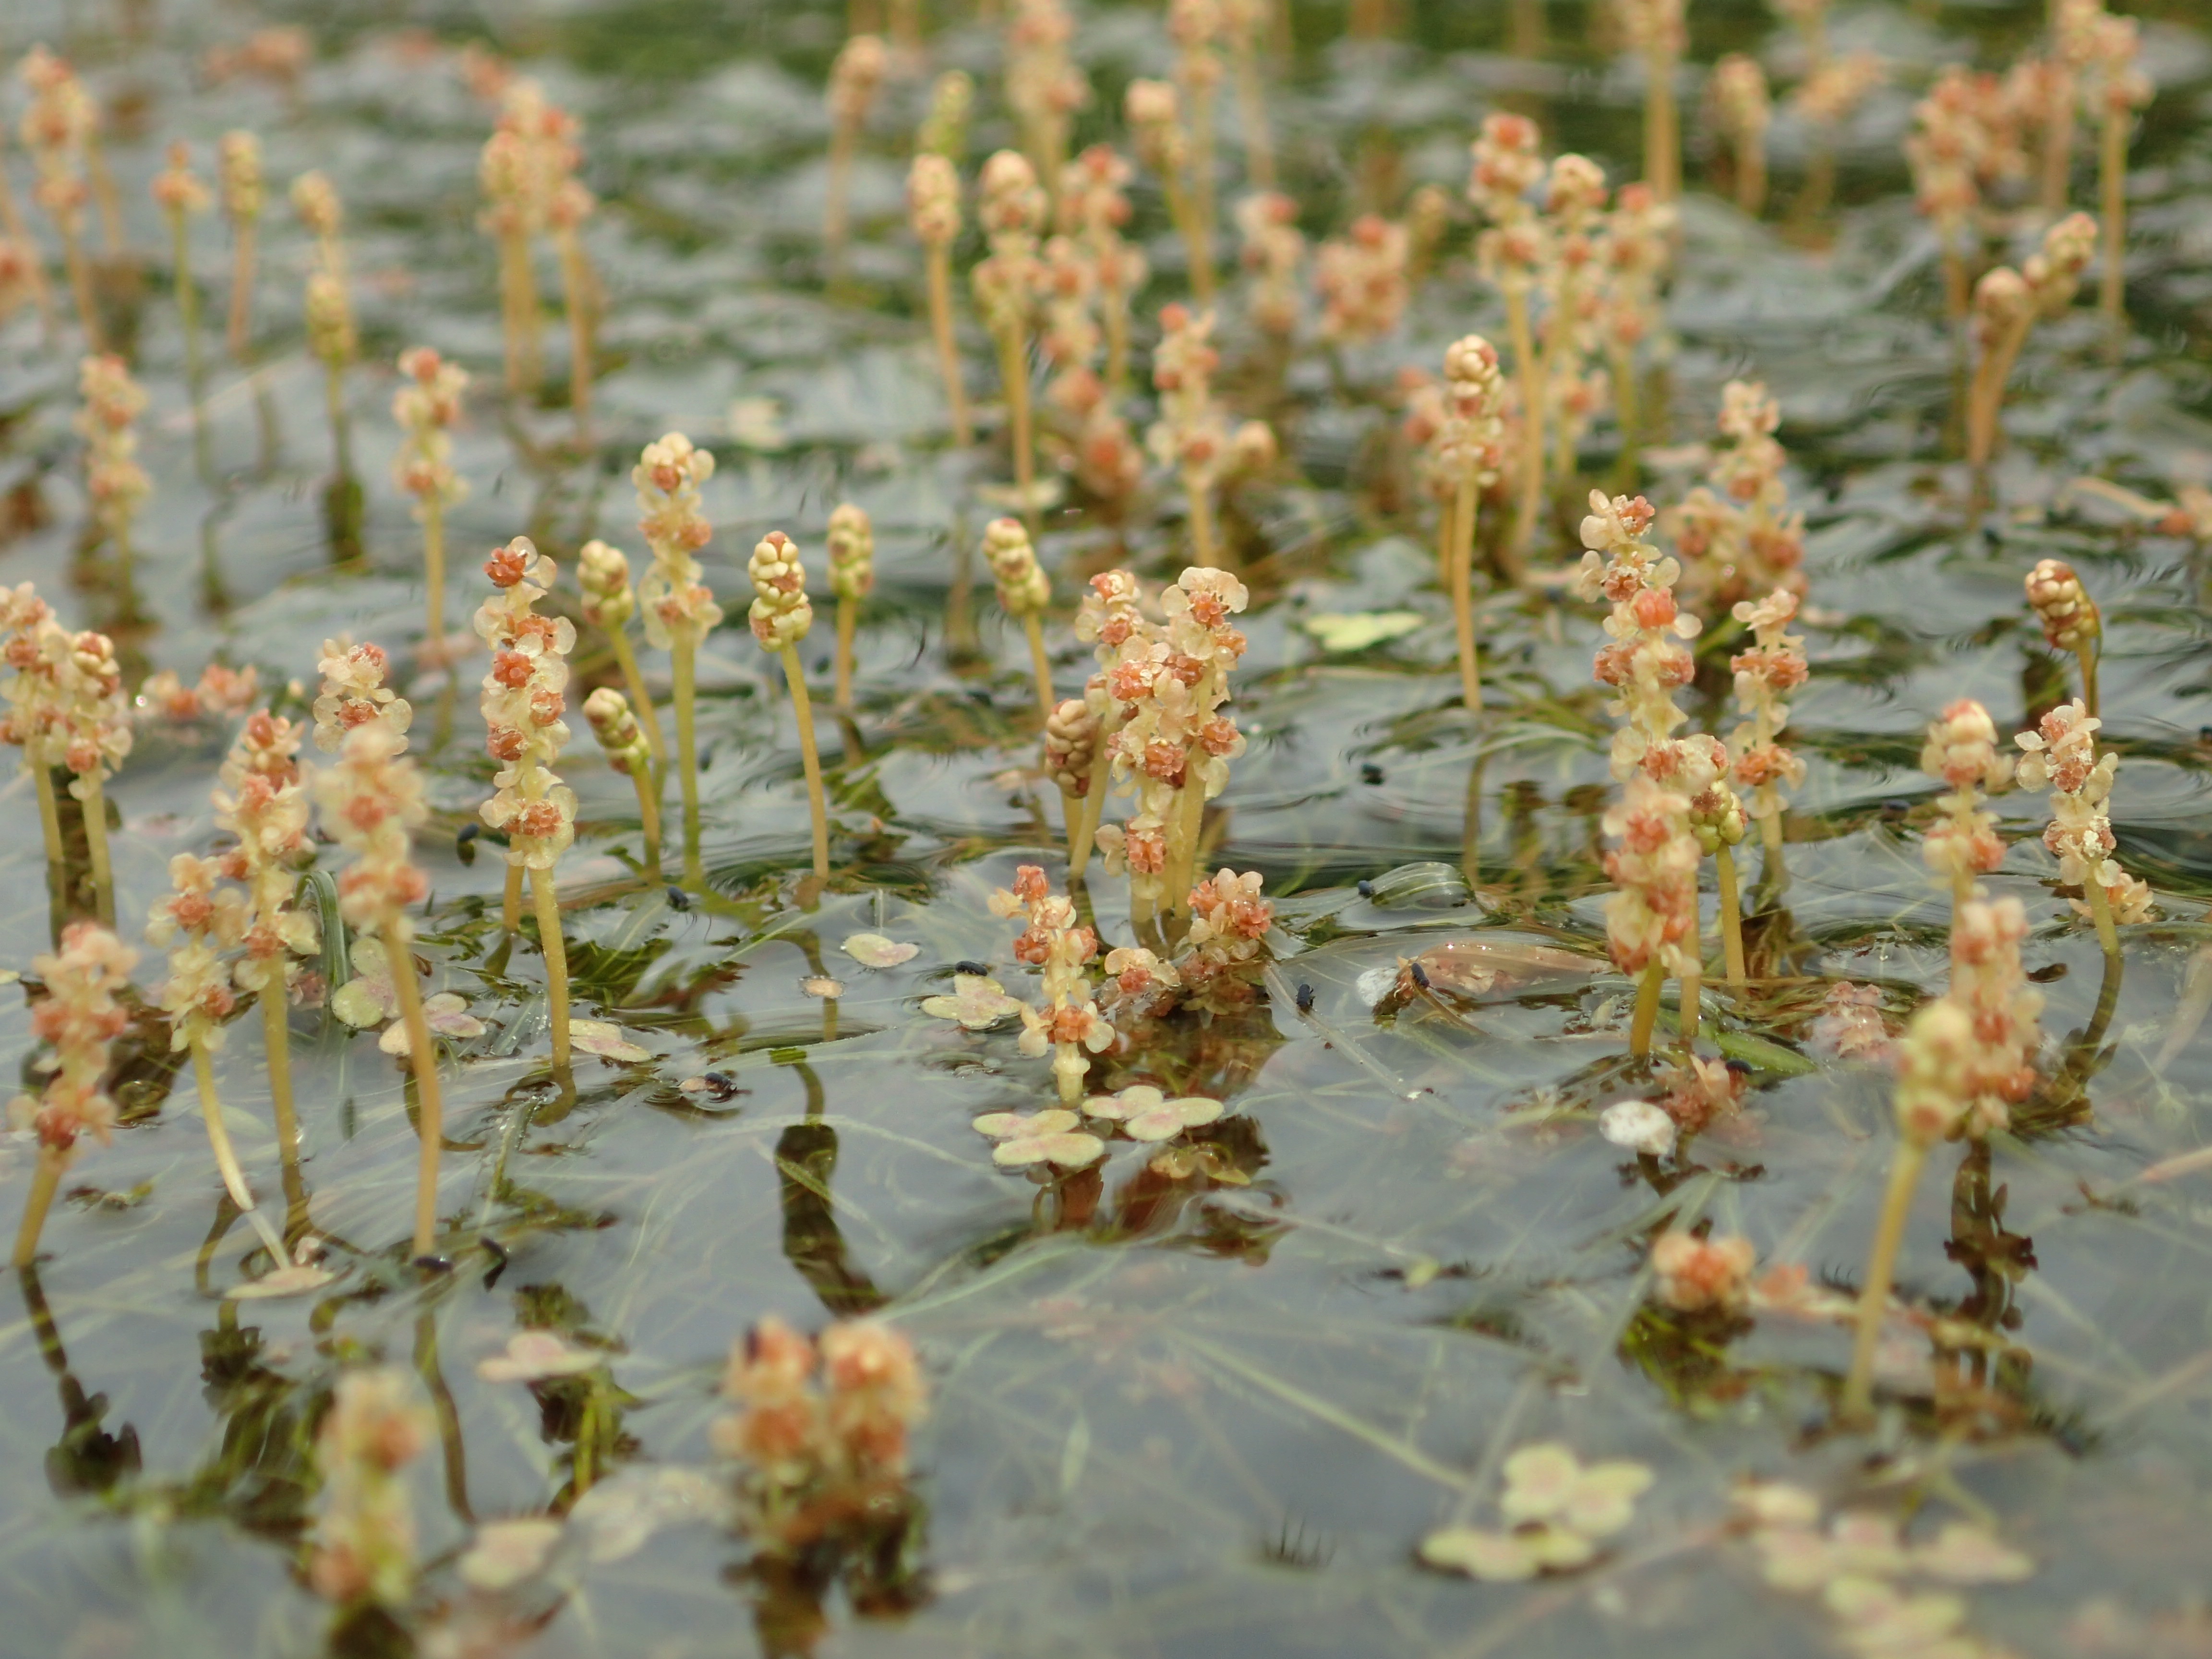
[921,973,1024,1030]
[477,1330,605,1383]
[842,932,919,969]
[1301,610,1424,653]
[572,1020,652,1063]
[973,1108,1105,1168]
[801,975,845,998]
[378,992,485,1055]
[458,1518,564,1591]
[331,938,399,1028]
[227,1262,337,1300]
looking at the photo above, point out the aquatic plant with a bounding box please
[392,348,469,663]
[146,851,286,1255]
[1222,0,1275,191]
[1965,211,2097,469]
[1670,381,1807,615]
[1127,78,1212,306]
[313,637,413,756]
[73,353,149,603]
[906,152,972,448]
[212,710,316,1179]
[1420,1443,1653,1580]
[822,33,886,271]
[972,150,1049,535]
[475,538,578,1068]
[584,687,661,877]
[1235,188,1303,342]
[150,142,211,409]
[577,538,666,770]
[1617,0,1685,203]
[2082,9,2149,321]
[1146,304,1231,569]
[633,432,722,884]
[826,503,874,710]
[0,585,69,891]
[312,720,444,1258]
[216,130,261,358]
[19,47,103,347]
[1921,699,2011,913]
[1709,53,1771,215]
[2014,697,2150,954]
[0,116,57,332]
[991,863,1111,1102]
[8,921,134,1266]
[57,627,129,926]
[309,1369,430,1616]
[1420,335,1507,710]
[1058,143,1145,396]
[2025,556,2101,716]
[1650,1230,1757,1312]
[1728,587,1808,878]
[1004,0,1086,197]
[1168,0,1225,301]
[747,531,831,884]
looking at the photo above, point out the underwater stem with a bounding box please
[1842,1140,1927,1422]
[780,645,832,882]
[385,914,445,1259]
[12,1148,65,1269]
[1450,477,1481,712]
[80,774,114,926]
[996,325,1039,541]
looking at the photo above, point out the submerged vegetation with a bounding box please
[0,0,2211,1653]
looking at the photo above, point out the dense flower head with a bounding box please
[984,517,1051,617]
[918,69,973,158]
[633,432,723,650]
[58,629,132,795]
[310,1369,430,1608]
[304,270,356,367]
[1893,998,1977,1147]
[1124,78,1186,174]
[290,170,342,240]
[151,140,211,217]
[8,922,135,1154]
[73,353,151,546]
[1468,112,1546,228]
[1601,774,1700,976]
[1727,588,1807,825]
[1946,896,2043,1135]
[905,152,962,245]
[1419,333,1508,496]
[1315,213,1410,344]
[1044,696,1099,794]
[714,1314,927,1496]
[1793,50,1885,127]
[217,130,263,221]
[1711,53,1771,144]
[312,722,430,933]
[1006,0,1091,142]
[2016,699,2152,924]
[747,530,813,651]
[577,539,635,630]
[214,711,318,998]
[390,346,468,509]
[1921,699,2010,888]
[475,539,576,870]
[991,863,1112,1097]
[147,853,245,1053]
[1651,1230,1756,1313]
[825,503,875,604]
[313,637,412,754]
[1234,189,1304,336]
[2025,558,2098,653]
[1575,493,1703,782]
[826,32,887,127]
[583,686,650,778]
[1147,303,1231,483]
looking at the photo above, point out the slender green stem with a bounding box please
[996,325,1039,541]
[630,768,662,878]
[501,861,523,933]
[422,494,445,660]
[227,216,256,361]
[927,245,973,448]
[1842,1141,1927,1422]
[2085,873,2120,960]
[1450,477,1480,712]
[260,984,298,1159]
[836,596,858,709]
[780,645,831,882]
[385,915,445,1260]
[529,865,571,1071]
[2076,641,2100,722]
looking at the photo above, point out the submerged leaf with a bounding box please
[842,932,920,969]
[572,1020,652,1062]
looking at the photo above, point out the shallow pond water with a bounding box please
[3,0,2212,1654]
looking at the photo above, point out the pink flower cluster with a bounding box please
[475,538,578,872]
[145,852,244,1052]
[1671,382,1806,611]
[1920,698,2009,894]
[633,432,724,651]
[1946,896,2043,1135]
[971,149,1048,339]
[309,1369,430,1608]
[391,346,468,512]
[1314,213,1409,344]
[2015,699,2151,924]
[7,921,136,1154]
[991,863,1113,1099]
[1573,491,1701,783]
[1147,302,1230,487]
[1728,588,1808,840]
[313,638,412,754]
[74,354,150,549]
[214,711,318,1000]
[1236,190,1304,338]
[715,1315,926,1497]
[312,721,430,936]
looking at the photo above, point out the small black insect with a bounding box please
[1356,879,1375,899]
[665,885,692,911]
[413,1254,455,1276]
[456,822,480,865]
[1359,762,1385,785]
[1295,982,1315,1012]
[1408,961,1430,991]
[954,959,990,976]
[701,1071,737,1099]
[1724,1058,1752,1077]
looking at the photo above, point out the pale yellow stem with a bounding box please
[836,597,858,709]
[557,226,596,426]
[385,915,445,1260]
[32,765,63,887]
[630,766,663,878]
[673,638,703,887]
[80,774,114,926]
[2099,112,2127,324]
[12,1146,66,1268]
[1450,477,1480,712]
[260,984,299,1160]
[0,169,58,334]
[825,122,858,268]
[926,244,973,447]
[1680,959,1701,1048]
[1644,44,1680,201]
[1189,86,1220,301]
[1233,41,1277,192]
[607,629,666,767]
[1186,469,1221,569]
[1505,282,1541,560]
[2041,69,2075,218]
[422,495,445,657]
[1716,842,1748,985]
[2086,873,2120,960]
[84,132,124,255]
[529,864,571,1071]
[1629,961,1663,1059]
[227,215,257,360]
[996,325,1039,540]
[502,861,523,933]
[780,645,832,882]
[1069,703,1126,878]
[1842,1141,1927,1421]
[59,217,102,352]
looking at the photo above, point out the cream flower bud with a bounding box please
[578,540,636,629]
[825,504,875,603]
[290,170,341,238]
[1894,999,1975,1148]
[905,153,962,245]
[218,131,263,222]
[2024,557,2099,652]
[305,272,355,367]
[747,531,814,651]
[984,517,1049,616]
[583,686,649,777]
